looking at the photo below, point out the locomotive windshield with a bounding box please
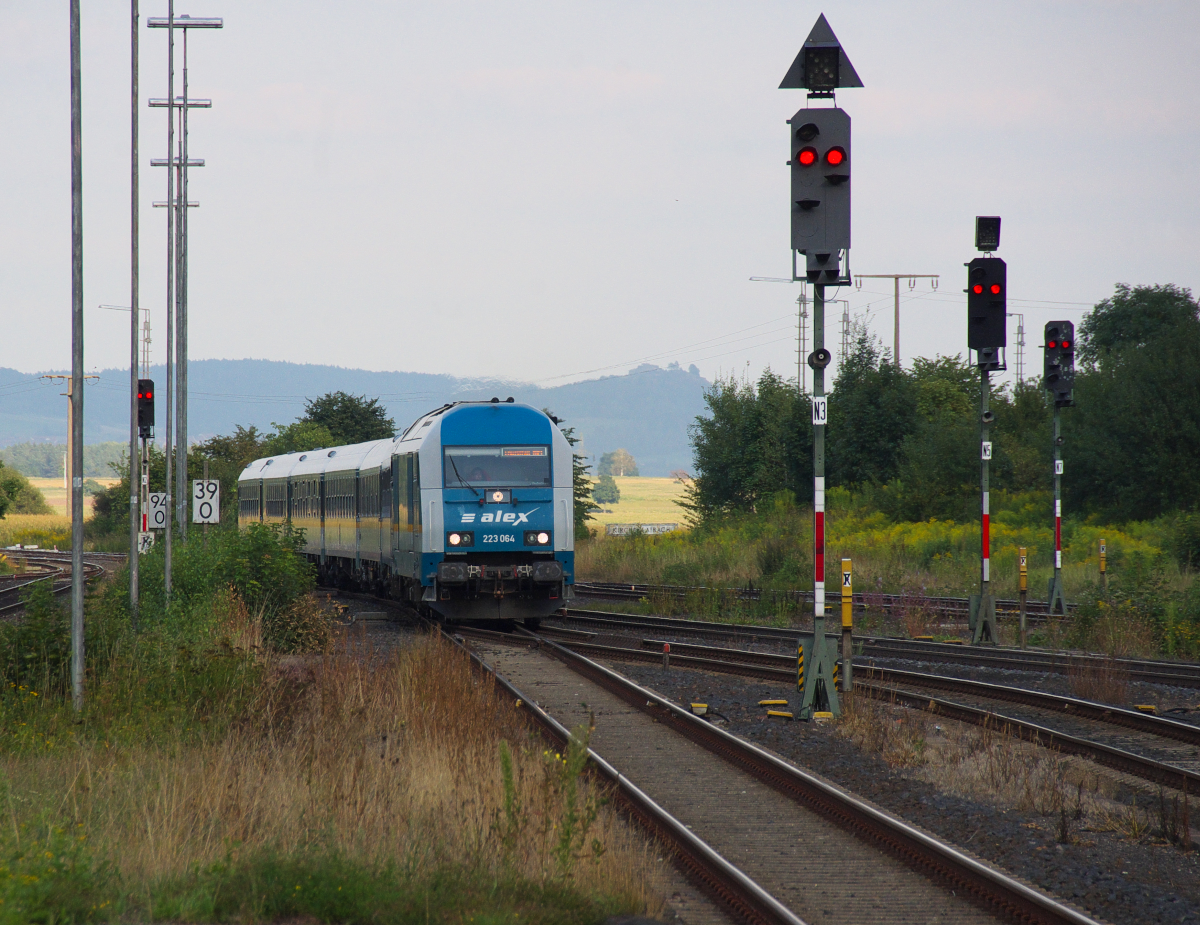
[444,446,551,489]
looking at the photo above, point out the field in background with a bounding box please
[27,477,118,517]
[586,476,689,532]
[0,514,72,550]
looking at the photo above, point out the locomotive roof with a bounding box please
[237,400,559,484]
[284,439,384,478]
[241,452,303,480]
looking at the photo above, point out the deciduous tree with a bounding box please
[598,449,639,477]
[300,391,395,444]
[593,474,620,505]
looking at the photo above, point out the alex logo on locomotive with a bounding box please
[459,509,539,524]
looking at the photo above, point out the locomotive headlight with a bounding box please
[524,530,552,546]
[447,531,474,548]
[538,531,550,545]
[449,533,461,546]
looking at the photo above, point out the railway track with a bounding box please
[450,622,1100,925]
[0,551,108,615]
[576,579,1071,618]
[557,607,1200,690]
[534,622,1200,795]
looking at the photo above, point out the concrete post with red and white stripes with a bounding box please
[1048,406,1067,614]
[812,283,827,653]
[970,367,999,644]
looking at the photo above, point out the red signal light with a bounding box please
[824,146,846,166]
[989,284,1001,295]
[972,284,983,294]
[1062,340,1070,348]
[796,147,817,167]
[1047,341,1057,349]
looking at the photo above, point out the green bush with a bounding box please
[108,522,316,646]
[0,521,320,751]
[0,462,52,517]
[0,581,70,694]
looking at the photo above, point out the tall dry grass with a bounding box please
[1068,657,1132,704]
[0,513,72,550]
[838,690,1198,849]
[0,611,662,914]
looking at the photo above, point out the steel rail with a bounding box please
[440,626,809,925]
[530,630,1200,795]
[576,580,1066,617]
[864,682,1200,794]
[511,628,1101,925]
[0,557,106,616]
[855,664,1200,748]
[559,608,1200,689]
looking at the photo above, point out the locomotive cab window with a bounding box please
[444,446,551,489]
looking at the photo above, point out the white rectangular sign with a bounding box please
[192,480,220,524]
[148,492,168,530]
[981,441,993,460]
[137,531,156,554]
[812,396,828,425]
[1054,459,1064,475]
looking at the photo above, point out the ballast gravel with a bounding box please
[607,658,1200,925]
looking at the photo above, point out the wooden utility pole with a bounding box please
[853,274,940,367]
[40,375,98,506]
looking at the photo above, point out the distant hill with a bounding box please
[0,441,127,479]
[0,360,709,477]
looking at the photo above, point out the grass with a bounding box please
[585,477,689,531]
[1068,656,1131,703]
[0,629,660,921]
[576,487,1200,657]
[579,487,1170,600]
[18,478,117,518]
[837,690,1194,850]
[0,514,72,550]
[0,526,663,922]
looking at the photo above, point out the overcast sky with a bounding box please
[3,1,1198,392]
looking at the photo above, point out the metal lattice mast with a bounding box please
[797,287,808,393]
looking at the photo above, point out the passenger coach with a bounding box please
[237,399,575,624]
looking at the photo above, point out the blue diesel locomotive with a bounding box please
[237,399,575,623]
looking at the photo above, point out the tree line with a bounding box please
[91,392,597,541]
[91,392,396,535]
[0,442,128,480]
[686,284,1200,524]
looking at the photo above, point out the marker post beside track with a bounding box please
[841,558,853,694]
[1018,547,1028,649]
